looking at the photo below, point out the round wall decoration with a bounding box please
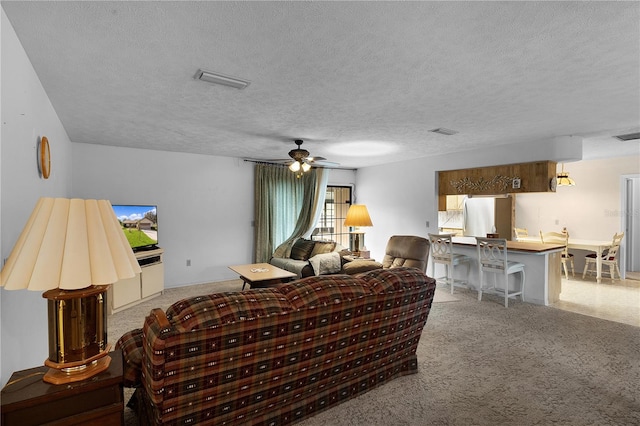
[39,136,51,179]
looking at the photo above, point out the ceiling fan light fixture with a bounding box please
[194,69,250,90]
[289,161,301,172]
[301,161,311,172]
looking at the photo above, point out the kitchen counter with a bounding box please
[452,236,565,253]
[435,237,565,306]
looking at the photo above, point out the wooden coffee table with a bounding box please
[229,263,297,290]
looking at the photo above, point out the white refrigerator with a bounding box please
[462,197,496,237]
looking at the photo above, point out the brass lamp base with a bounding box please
[42,285,111,385]
[351,232,364,256]
[43,353,111,385]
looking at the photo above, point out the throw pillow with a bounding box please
[290,239,315,261]
[309,241,336,258]
[309,251,342,276]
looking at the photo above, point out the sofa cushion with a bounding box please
[309,240,336,257]
[167,289,293,331]
[357,267,432,293]
[290,239,316,261]
[342,259,383,275]
[277,274,372,309]
[309,251,342,275]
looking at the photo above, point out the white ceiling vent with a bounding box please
[429,128,459,136]
[194,69,251,90]
[614,132,640,141]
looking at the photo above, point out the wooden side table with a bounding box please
[1,350,124,426]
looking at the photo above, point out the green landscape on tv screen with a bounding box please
[112,204,158,250]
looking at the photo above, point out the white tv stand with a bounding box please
[108,247,164,314]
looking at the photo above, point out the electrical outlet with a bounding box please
[186,259,191,267]
[426,221,430,228]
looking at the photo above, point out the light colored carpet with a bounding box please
[111,281,640,425]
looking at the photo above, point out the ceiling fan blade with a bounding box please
[309,159,341,168]
[246,139,338,169]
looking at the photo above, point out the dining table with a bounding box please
[517,236,614,283]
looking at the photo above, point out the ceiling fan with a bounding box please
[286,139,339,173]
[256,139,340,174]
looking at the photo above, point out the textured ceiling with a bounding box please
[3,1,639,168]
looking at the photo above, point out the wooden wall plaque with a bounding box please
[437,161,556,210]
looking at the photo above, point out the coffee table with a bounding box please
[229,263,297,290]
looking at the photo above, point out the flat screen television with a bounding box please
[112,204,158,252]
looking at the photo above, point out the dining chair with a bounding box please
[513,227,529,241]
[582,232,624,282]
[428,233,471,294]
[476,237,525,307]
[540,231,574,279]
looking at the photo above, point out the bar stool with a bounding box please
[428,233,471,294]
[476,237,525,307]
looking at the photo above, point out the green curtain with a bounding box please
[254,163,328,263]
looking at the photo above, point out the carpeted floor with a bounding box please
[110,280,640,425]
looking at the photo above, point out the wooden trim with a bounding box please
[151,308,171,328]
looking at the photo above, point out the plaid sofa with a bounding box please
[116,267,436,425]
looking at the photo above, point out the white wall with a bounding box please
[72,144,357,288]
[515,156,639,272]
[72,144,255,287]
[1,9,73,387]
[515,156,639,240]
[355,139,557,261]
[355,142,640,264]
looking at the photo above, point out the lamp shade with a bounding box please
[556,164,576,186]
[344,204,373,227]
[1,198,141,291]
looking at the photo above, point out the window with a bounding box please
[312,186,352,248]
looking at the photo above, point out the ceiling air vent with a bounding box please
[429,128,459,136]
[614,132,640,141]
[194,69,250,90]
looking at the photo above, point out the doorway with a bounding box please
[621,174,639,278]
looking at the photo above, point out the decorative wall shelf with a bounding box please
[437,161,557,210]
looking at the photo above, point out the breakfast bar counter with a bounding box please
[445,237,565,306]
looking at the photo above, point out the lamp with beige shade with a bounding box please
[344,204,373,256]
[1,198,141,384]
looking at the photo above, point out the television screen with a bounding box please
[112,204,158,251]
